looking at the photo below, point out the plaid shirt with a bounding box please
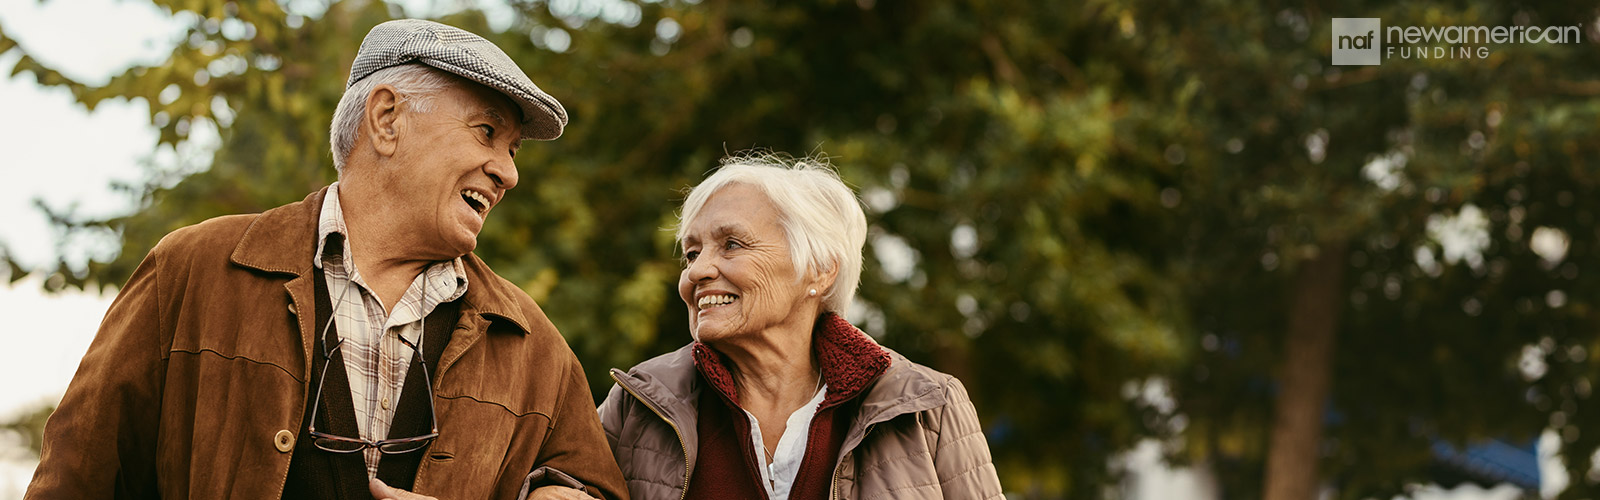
[314,183,468,477]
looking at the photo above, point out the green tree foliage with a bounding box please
[3,0,1189,495]
[5,0,1599,499]
[1142,2,1600,498]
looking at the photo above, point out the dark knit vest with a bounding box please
[683,313,890,500]
[280,267,457,499]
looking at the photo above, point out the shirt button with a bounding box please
[287,303,298,316]
[274,429,295,452]
[381,397,390,410]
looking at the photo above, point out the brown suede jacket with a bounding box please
[598,317,1003,500]
[25,188,627,500]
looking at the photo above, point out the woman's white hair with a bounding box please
[677,153,869,315]
[328,63,457,173]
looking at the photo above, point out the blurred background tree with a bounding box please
[3,0,1597,499]
[1149,2,1600,499]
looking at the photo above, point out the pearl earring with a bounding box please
[808,288,818,297]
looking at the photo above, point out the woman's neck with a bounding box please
[718,325,821,416]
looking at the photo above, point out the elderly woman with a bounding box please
[598,155,1003,499]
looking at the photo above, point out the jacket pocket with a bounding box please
[421,396,553,497]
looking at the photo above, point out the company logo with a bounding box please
[1332,18,1382,65]
[1331,17,1583,66]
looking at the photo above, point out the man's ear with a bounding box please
[363,84,402,157]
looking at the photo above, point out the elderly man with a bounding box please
[25,19,625,500]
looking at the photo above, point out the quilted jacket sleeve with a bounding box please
[931,376,1004,500]
[596,383,627,453]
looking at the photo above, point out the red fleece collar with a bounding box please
[693,312,892,410]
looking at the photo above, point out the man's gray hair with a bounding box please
[329,63,458,173]
[676,153,869,315]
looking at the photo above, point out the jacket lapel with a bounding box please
[227,188,326,381]
[435,255,537,380]
[229,188,325,277]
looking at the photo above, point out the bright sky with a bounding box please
[0,0,177,495]
[0,0,176,408]
[0,0,1555,498]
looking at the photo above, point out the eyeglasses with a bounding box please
[307,283,439,454]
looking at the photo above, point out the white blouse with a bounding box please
[742,384,828,500]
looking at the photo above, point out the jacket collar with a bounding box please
[228,186,532,335]
[610,344,702,437]
[853,351,947,426]
[616,314,945,424]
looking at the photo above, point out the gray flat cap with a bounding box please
[348,19,567,140]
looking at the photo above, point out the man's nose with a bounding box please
[486,154,519,191]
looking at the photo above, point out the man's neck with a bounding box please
[335,184,436,313]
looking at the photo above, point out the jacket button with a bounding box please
[287,303,298,316]
[274,429,295,452]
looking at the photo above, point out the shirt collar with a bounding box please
[313,182,469,299]
[313,182,351,270]
[229,186,534,334]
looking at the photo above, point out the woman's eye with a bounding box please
[684,250,700,263]
[724,240,742,250]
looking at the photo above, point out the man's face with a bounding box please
[382,80,523,260]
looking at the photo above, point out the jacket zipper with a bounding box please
[611,370,692,500]
[829,460,841,500]
[829,423,876,500]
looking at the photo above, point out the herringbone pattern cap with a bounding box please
[349,19,568,140]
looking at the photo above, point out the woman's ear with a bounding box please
[363,84,402,157]
[810,263,841,302]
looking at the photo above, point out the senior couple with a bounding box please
[25,19,1001,500]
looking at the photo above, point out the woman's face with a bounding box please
[678,183,814,343]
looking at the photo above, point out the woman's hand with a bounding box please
[367,478,594,500]
[527,485,596,499]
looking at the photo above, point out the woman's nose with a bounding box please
[686,256,718,282]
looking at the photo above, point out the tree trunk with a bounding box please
[1262,242,1347,500]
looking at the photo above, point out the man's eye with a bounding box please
[724,240,742,250]
[477,124,495,138]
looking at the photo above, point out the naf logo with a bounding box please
[1332,18,1382,65]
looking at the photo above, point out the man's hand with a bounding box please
[369,478,437,500]
[526,485,595,499]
